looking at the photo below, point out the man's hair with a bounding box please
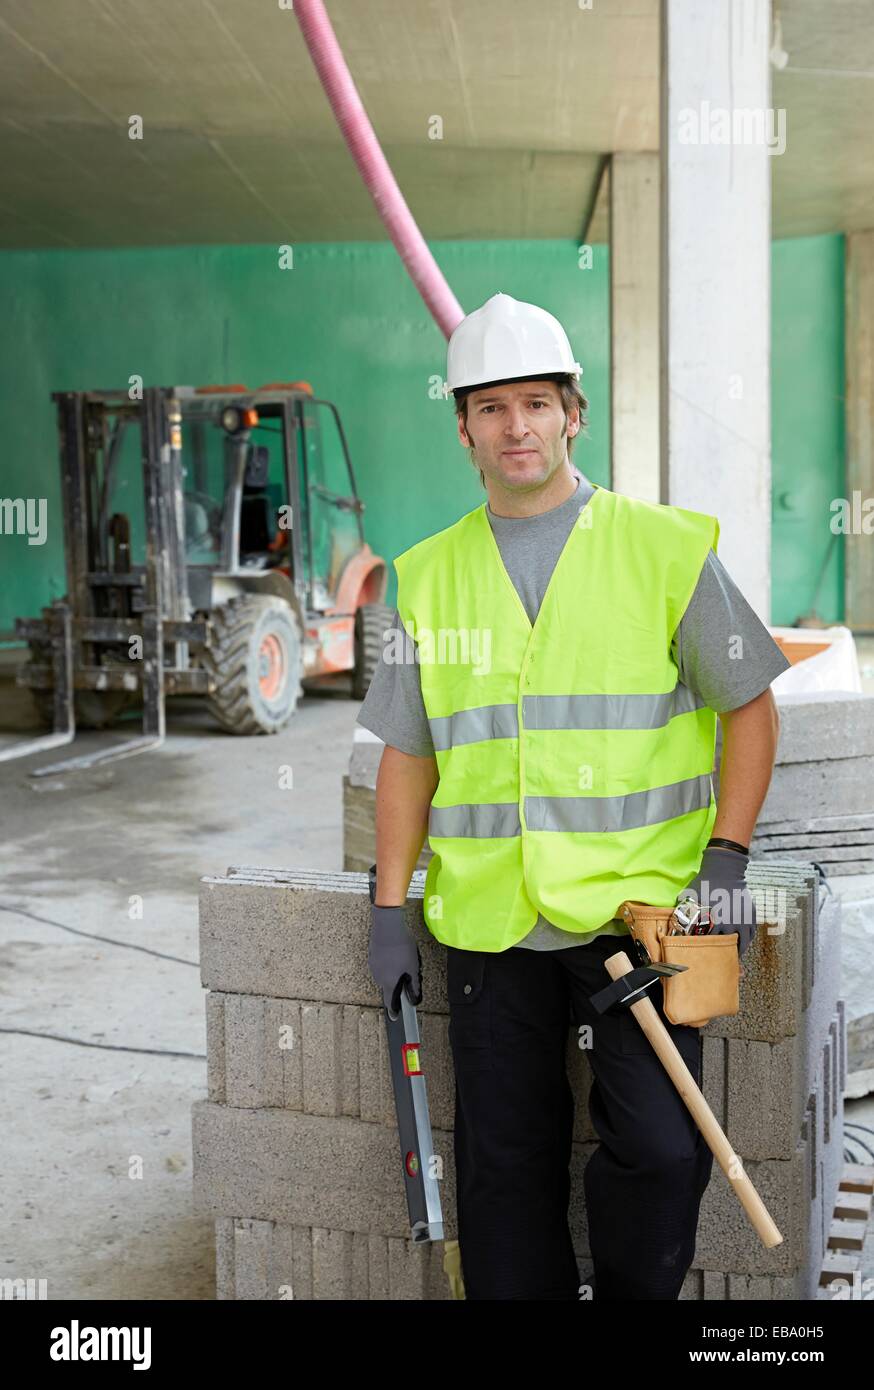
[452,375,589,488]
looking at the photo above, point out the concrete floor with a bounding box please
[1,663,873,1300]
[0,683,359,1299]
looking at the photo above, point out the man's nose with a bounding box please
[504,408,530,438]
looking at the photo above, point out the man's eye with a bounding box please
[530,401,545,409]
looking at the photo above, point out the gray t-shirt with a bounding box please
[357,473,791,949]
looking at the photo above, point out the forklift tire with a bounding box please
[351,602,394,700]
[204,594,303,735]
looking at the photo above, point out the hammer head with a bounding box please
[587,960,688,1016]
[621,961,686,1005]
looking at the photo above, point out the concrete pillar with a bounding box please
[610,153,660,502]
[660,0,773,620]
[845,231,874,632]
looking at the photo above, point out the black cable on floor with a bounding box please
[0,1025,205,1060]
[0,903,198,967]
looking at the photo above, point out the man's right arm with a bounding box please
[374,746,439,906]
[355,606,439,908]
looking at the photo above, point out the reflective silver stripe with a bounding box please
[429,802,522,838]
[522,686,703,730]
[525,774,713,833]
[428,686,704,752]
[428,703,518,752]
[428,774,712,839]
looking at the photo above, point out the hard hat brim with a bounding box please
[447,370,582,401]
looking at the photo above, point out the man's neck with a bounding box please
[486,461,581,519]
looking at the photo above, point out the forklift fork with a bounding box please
[28,605,166,776]
[0,602,75,765]
[0,601,167,775]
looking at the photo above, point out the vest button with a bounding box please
[463,983,472,995]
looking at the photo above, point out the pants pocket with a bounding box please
[446,947,492,1067]
[619,1000,700,1063]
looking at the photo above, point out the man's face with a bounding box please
[457,379,579,492]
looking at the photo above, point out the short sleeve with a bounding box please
[355,607,436,757]
[673,551,792,713]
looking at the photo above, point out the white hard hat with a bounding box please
[443,292,583,398]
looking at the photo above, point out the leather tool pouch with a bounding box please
[617,900,743,1027]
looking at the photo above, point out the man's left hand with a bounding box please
[680,845,756,957]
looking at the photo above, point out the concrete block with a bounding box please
[726,1036,801,1159]
[725,1270,807,1299]
[233,1218,273,1300]
[196,862,840,1299]
[202,862,818,1043]
[224,995,268,1108]
[205,993,225,1105]
[215,1218,306,1300]
[199,871,444,1010]
[215,1217,234,1299]
[701,1036,727,1132]
[216,995,303,1109]
[768,694,874,766]
[758,757,874,825]
[312,1227,354,1299]
[340,1005,361,1117]
[264,998,302,1108]
[195,1100,826,1282]
[192,1100,453,1237]
[213,1219,453,1301]
[694,1141,809,1277]
[301,1003,345,1117]
[357,1006,395,1125]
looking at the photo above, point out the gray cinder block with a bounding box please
[199,872,443,1009]
[216,1218,453,1301]
[770,694,874,766]
[195,859,841,1300]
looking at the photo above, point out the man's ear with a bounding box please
[457,416,471,448]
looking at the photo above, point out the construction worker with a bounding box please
[358,292,791,1301]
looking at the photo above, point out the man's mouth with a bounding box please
[502,449,538,456]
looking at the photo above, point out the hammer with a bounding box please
[596,949,783,1250]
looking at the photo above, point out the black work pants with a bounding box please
[446,933,714,1300]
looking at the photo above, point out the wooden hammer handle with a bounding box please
[604,949,783,1250]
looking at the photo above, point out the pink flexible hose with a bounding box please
[294,0,464,340]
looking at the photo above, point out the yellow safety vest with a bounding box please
[394,484,720,952]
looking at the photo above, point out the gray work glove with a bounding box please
[679,845,756,957]
[368,903,423,1013]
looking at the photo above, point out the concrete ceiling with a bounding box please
[0,0,871,250]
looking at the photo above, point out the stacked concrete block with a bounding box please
[685,862,846,1300]
[194,866,456,1299]
[193,858,844,1300]
[737,693,874,875]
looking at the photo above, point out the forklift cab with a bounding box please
[173,385,365,608]
[89,383,367,615]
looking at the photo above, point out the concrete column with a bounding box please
[845,231,874,632]
[660,0,773,620]
[610,153,660,502]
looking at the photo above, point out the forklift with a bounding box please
[3,381,391,773]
